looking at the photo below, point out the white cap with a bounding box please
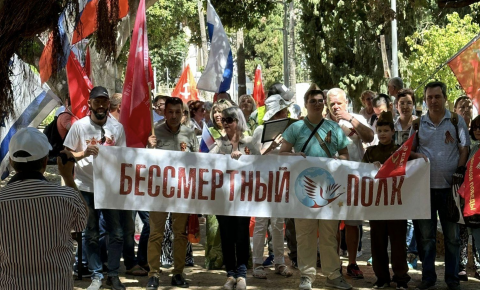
[263,94,292,121]
[9,127,52,162]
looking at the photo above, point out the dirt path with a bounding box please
[73,221,480,289]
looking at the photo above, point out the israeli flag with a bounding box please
[0,55,61,179]
[197,0,233,93]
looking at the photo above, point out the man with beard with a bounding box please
[64,86,135,290]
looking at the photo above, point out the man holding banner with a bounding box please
[410,82,469,290]
[279,89,352,290]
[64,86,132,290]
[146,97,198,289]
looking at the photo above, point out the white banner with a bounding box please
[93,146,431,220]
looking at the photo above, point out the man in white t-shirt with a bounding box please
[325,88,374,279]
[64,86,133,290]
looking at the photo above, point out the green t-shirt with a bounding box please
[282,117,349,157]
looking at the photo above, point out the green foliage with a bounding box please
[244,6,284,89]
[298,0,453,109]
[118,0,199,86]
[209,0,276,30]
[403,12,480,102]
[150,34,189,86]
[147,0,200,48]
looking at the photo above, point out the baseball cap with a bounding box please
[90,86,109,99]
[263,94,292,121]
[268,83,294,101]
[9,127,52,162]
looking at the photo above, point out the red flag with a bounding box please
[253,65,265,106]
[448,36,480,110]
[375,134,415,179]
[458,149,480,216]
[171,65,199,103]
[119,0,152,148]
[66,51,93,124]
[39,32,54,84]
[72,0,129,44]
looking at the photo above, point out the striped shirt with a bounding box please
[0,175,87,289]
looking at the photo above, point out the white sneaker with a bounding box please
[326,276,352,290]
[223,277,236,290]
[87,278,102,290]
[299,276,312,290]
[236,277,247,290]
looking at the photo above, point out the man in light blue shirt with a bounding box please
[280,87,351,290]
[409,81,469,290]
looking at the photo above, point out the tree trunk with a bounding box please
[288,1,296,94]
[197,0,208,68]
[236,28,246,97]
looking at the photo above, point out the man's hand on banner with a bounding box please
[147,135,157,148]
[410,152,428,162]
[84,145,99,157]
[231,151,242,160]
[292,152,306,158]
[373,161,382,169]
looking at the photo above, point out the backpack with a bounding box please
[43,112,71,164]
[412,111,460,143]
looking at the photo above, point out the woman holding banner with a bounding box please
[251,94,293,279]
[205,100,234,271]
[209,106,260,290]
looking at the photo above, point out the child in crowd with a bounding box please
[362,111,411,290]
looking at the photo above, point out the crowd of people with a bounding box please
[0,78,478,290]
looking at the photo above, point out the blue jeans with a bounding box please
[81,191,135,279]
[122,211,150,268]
[136,211,150,266]
[413,188,460,285]
[406,220,417,254]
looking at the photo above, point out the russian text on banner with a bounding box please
[93,146,431,220]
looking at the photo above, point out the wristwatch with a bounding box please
[348,116,355,123]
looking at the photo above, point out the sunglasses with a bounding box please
[308,99,325,105]
[100,126,106,145]
[221,117,236,124]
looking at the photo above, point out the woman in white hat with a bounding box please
[251,94,294,279]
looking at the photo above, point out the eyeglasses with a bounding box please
[308,99,325,105]
[221,117,236,124]
[100,126,106,145]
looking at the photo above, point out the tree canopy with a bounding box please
[402,12,480,102]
